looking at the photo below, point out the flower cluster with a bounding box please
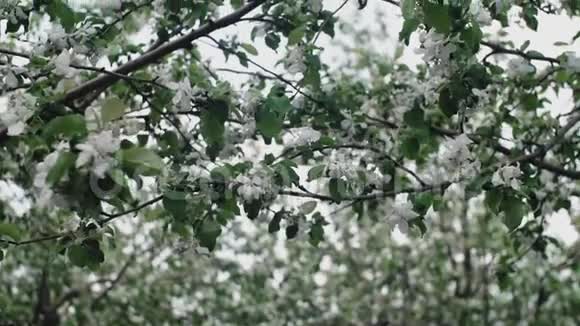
[507,58,535,78]
[52,50,77,78]
[437,134,480,181]
[33,142,70,209]
[76,130,121,178]
[0,93,37,136]
[385,196,419,234]
[492,164,522,190]
[285,47,307,75]
[0,1,27,27]
[285,127,322,147]
[561,52,580,73]
[170,80,203,112]
[327,159,358,180]
[234,166,279,202]
[469,0,492,25]
[417,30,457,74]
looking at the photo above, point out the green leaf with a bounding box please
[329,178,347,202]
[461,23,482,53]
[163,194,188,221]
[300,201,317,215]
[230,0,244,9]
[520,40,531,51]
[308,223,324,247]
[68,240,105,268]
[46,151,75,185]
[399,17,420,45]
[265,93,292,114]
[439,86,459,117]
[44,114,87,141]
[523,5,538,31]
[198,219,222,251]
[166,0,188,12]
[286,224,299,239]
[423,2,450,34]
[256,109,282,139]
[200,99,229,160]
[67,245,87,267]
[288,26,305,45]
[47,0,77,32]
[244,200,262,220]
[485,189,503,214]
[403,107,425,128]
[500,193,528,232]
[119,147,165,176]
[0,223,22,242]
[241,43,258,56]
[265,33,281,50]
[400,135,420,160]
[304,66,321,89]
[408,218,427,236]
[401,0,415,19]
[101,97,127,123]
[255,94,291,140]
[237,51,249,67]
[268,211,284,233]
[307,165,326,181]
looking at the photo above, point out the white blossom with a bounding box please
[438,134,480,181]
[472,86,494,108]
[0,93,37,136]
[235,167,278,202]
[492,164,522,190]
[33,152,60,189]
[535,170,556,199]
[366,171,391,188]
[292,95,305,109]
[47,24,68,49]
[241,89,262,114]
[495,0,512,11]
[386,198,419,234]
[417,30,457,66]
[75,130,121,178]
[507,57,535,77]
[0,1,27,27]
[440,134,473,168]
[309,0,322,13]
[416,75,446,106]
[327,160,357,180]
[53,50,76,78]
[470,0,492,25]
[170,80,200,112]
[285,47,307,75]
[391,88,416,121]
[5,70,18,88]
[120,118,143,135]
[361,99,379,115]
[85,107,102,131]
[152,0,166,16]
[561,52,580,73]
[33,142,70,209]
[285,127,321,147]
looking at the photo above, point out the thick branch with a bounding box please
[61,0,266,105]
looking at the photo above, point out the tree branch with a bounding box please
[90,253,136,310]
[61,0,266,105]
[481,41,560,64]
